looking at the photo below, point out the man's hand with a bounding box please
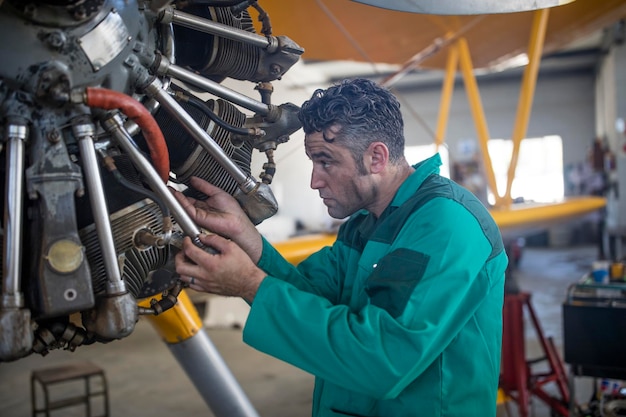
[171,176,263,263]
[175,234,266,303]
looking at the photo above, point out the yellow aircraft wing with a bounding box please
[272,233,338,266]
[490,196,606,235]
[273,197,607,265]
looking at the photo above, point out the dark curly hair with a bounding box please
[298,78,405,168]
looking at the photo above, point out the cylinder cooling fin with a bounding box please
[148,91,253,197]
[172,4,260,82]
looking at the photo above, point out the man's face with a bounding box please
[304,127,377,219]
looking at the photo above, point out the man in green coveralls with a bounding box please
[174,78,508,417]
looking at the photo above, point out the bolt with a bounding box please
[46,32,65,50]
[73,6,87,20]
[47,129,61,143]
[270,64,282,75]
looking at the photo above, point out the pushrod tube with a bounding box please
[100,113,204,241]
[0,121,33,361]
[142,79,257,193]
[165,64,272,117]
[73,122,126,294]
[164,7,276,52]
[2,121,27,308]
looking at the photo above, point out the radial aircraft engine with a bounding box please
[0,0,303,362]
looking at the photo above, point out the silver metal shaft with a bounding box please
[2,122,27,308]
[74,122,126,294]
[0,120,33,361]
[100,113,203,238]
[166,64,271,116]
[143,78,257,193]
[168,328,260,417]
[167,8,275,52]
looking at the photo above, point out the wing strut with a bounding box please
[428,8,550,209]
[505,8,550,206]
[457,37,501,205]
[434,38,458,150]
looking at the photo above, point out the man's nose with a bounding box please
[310,170,323,190]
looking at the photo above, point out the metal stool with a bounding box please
[31,360,109,417]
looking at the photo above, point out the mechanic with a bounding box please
[173,78,508,417]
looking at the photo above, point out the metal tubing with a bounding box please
[143,291,258,416]
[166,64,271,116]
[169,8,274,51]
[101,114,203,238]
[74,122,126,294]
[169,329,260,417]
[434,41,458,149]
[457,37,501,206]
[2,122,27,308]
[143,79,257,193]
[504,8,550,206]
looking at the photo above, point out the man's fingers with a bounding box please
[169,187,195,212]
[190,176,223,197]
[197,233,230,254]
[179,235,225,268]
[174,247,201,275]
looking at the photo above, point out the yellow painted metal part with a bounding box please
[496,388,509,405]
[457,37,500,205]
[272,233,337,265]
[434,42,458,148]
[490,196,607,231]
[437,9,550,210]
[504,8,550,206]
[138,290,203,344]
[273,197,606,265]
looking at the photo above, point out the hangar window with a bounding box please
[488,135,564,204]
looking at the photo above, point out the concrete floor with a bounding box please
[0,244,606,417]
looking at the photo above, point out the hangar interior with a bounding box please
[1,1,626,417]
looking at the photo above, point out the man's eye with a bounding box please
[321,161,331,168]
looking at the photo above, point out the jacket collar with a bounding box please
[353,153,442,237]
[390,153,442,208]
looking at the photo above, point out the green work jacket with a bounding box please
[244,153,508,417]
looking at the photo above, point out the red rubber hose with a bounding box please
[86,87,170,183]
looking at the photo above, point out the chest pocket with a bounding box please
[364,248,429,318]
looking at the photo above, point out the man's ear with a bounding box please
[367,142,389,174]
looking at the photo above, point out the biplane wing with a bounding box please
[256,0,626,70]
